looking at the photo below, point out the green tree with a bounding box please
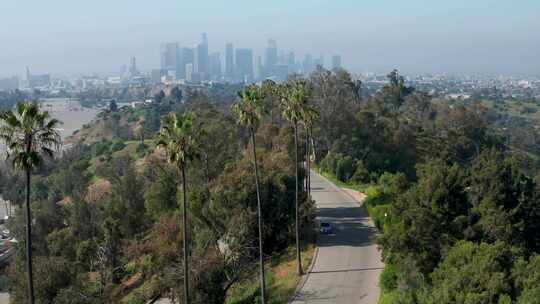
[469,149,540,251]
[156,112,199,304]
[144,164,178,220]
[513,254,540,303]
[419,241,514,304]
[379,159,469,274]
[0,102,61,304]
[232,84,267,304]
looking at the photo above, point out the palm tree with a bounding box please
[232,85,267,304]
[156,112,199,304]
[302,107,319,197]
[280,79,313,275]
[0,102,61,304]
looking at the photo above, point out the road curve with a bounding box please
[291,171,384,304]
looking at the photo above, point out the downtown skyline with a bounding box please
[1,1,540,77]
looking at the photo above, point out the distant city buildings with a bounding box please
[2,34,347,89]
[179,47,194,79]
[160,42,180,76]
[154,34,344,84]
[264,39,278,78]
[235,48,254,83]
[25,67,50,88]
[225,43,234,80]
[129,57,139,77]
[194,33,209,81]
[209,52,222,80]
[0,76,19,91]
[332,55,342,70]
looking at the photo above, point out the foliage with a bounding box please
[5,69,538,303]
[418,241,515,304]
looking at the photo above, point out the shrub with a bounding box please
[380,264,398,291]
[378,172,408,199]
[336,155,355,182]
[91,140,112,157]
[320,152,340,175]
[351,161,370,184]
[110,140,126,153]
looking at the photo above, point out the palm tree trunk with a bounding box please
[181,165,190,304]
[307,129,311,197]
[304,130,307,192]
[251,128,266,304]
[25,168,35,304]
[294,123,302,275]
[305,128,310,195]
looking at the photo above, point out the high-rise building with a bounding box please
[161,42,179,74]
[178,47,194,79]
[257,55,264,80]
[264,39,278,77]
[332,55,342,70]
[287,51,296,66]
[287,51,298,74]
[25,67,50,88]
[151,69,166,84]
[209,52,222,80]
[129,57,139,77]
[186,63,201,83]
[194,33,209,80]
[235,48,254,83]
[303,54,314,75]
[314,55,324,69]
[225,43,234,78]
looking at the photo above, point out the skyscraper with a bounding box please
[264,39,278,77]
[287,51,296,66]
[179,47,194,79]
[225,43,234,78]
[209,52,222,80]
[332,55,342,70]
[287,51,297,74]
[194,33,209,80]
[129,57,139,77]
[235,48,253,83]
[257,55,264,80]
[303,54,314,75]
[161,42,179,73]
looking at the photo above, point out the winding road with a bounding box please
[291,172,384,304]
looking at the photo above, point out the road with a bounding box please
[291,172,384,304]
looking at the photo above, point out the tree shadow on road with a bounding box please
[316,206,378,248]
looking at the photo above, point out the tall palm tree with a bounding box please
[232,85,267,304]
[0,102,61,304]
[302,107,319,197]
[156,112,199,304]
[280,79,313,275]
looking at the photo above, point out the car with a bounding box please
[320,222,333,234]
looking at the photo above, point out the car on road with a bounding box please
[320,222,333,234]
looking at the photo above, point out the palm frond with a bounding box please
[0,102,62,170]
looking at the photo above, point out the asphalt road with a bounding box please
[291,172,384,304]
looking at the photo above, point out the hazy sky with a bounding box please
[1,0,539,77]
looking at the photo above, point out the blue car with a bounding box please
[320,222,333,234]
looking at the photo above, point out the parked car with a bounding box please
[320,222,333,234]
